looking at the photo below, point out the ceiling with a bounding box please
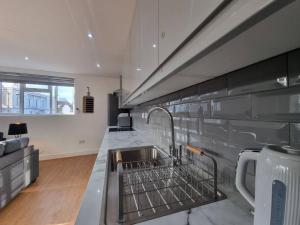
[0,0,136,77]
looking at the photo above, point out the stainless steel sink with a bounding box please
[101,145,226,225]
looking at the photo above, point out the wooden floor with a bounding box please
[0,154,97,225]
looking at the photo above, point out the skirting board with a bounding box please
[39,150,98,161]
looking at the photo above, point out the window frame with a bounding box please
[0,82,75,116]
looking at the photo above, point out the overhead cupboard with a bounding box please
[121,0,299,106]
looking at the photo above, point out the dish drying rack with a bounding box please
[117,145,223,224]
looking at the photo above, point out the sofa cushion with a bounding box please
[0,142,5,157]
[19,137,29,149]
[4,137,29,155]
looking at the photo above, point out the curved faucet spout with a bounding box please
[146,106,176,154]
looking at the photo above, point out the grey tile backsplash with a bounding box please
[228,54,288,96]
[189,101,210,118]
[211,95,252,120]
[203,119,228,142]
[228,120,289,149]
[290,123,300,148]
[131,48,300,193]
[198,76,227,100]
[288,49,300,87]
[252,86,300,122]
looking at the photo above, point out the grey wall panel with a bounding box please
[288,49,300,87]
[228,54,287,96]
[211,95,252,120]
[174,104,189,117]
[229,120,289,149]
[181,117,199,134]
[189,101,211,118]
[198,76,227,100]
[290,123,300,149]
[203,119,228,143]
[211,139,240,164]
[252,86,300,122]
[188,133,212,150]
[214,156,236,186]
[175,131,188,146]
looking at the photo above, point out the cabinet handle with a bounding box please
[161,32,166,39]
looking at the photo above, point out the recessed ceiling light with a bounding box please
[152,44,157,48]
[24,56,29,60]
[87,33,93,39]
[96,63,101,68]
[136,67,142,71]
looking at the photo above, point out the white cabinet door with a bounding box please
[139,0,159,80]
[122,4,139,102]
[122,0,159,103]
[121,42,131,101]
[158,0,225,64]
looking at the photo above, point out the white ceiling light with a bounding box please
[136,67,142,71]
[24,56,29,60]
[87,32,94,39]
[96,63,101,68]
[152,44,157,48]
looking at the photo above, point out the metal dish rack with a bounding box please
[117,147,223,224]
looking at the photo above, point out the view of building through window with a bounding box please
[1,82,20,113]
[0,82,74,115]
[52,86,75,114]
[24,92,50,114]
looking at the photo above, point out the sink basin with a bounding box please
[101,146,226,225]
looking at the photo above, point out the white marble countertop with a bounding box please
[75,127,254,225]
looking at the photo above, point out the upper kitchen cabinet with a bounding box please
[122,0,158,101]
[121,43,132,102]
[139,0,159,78]
[158,0,228,64]
[123,0,299,106]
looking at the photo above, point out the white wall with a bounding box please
[0,69,119,160]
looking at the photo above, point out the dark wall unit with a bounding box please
[107,93,130,126]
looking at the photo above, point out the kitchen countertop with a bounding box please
[75,127,253,225]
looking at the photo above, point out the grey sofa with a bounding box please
[0,137,39,209]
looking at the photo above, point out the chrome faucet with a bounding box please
[146,106,176,156]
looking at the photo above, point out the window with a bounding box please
[24,92,50,115]
[1,82,20,113]
[25,84,49,89]
[52,86,74,114]
[0,73,75,115]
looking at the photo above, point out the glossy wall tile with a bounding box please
[229,120,289,149]
[198,76,227,100]
[131,48,300,192]
[189,101,210,118]
[174,104,188,117]
[288,49,300,87]
[202,119,228,142]
[181,117,199,134]
[228,54,287,96]
[252,86,300,122]
[211,95,251,120]
[290,123,300,149]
